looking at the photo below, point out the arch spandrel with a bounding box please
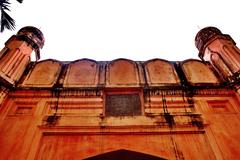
[107,59,139,86]
[145,59,180,86]
[21,59,62,87]
[181,59,220,84]
[63,59,99,87]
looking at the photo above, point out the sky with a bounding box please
[0,0,240,61]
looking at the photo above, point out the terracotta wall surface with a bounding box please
[0,89,239,159]
[36,133,215,160]
[194,96,240,160]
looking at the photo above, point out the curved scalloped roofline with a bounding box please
[35,58,185,64]
[34,58,63,65]
[181,58,203,64]
[144,58,172,65]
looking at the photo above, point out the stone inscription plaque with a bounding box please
[106,94,141,116]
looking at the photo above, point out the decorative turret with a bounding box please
[0,26,44,86]
[195,27,240,89]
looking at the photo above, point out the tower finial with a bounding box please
[0,26,45,86]
[16,26,45,60]
[195,26,240,93]
[195,27,235,59]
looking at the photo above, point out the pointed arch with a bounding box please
[84,149,167,160]
[210,52,233,79]
[222,45,240,73]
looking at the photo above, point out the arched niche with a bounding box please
[181,59,220,85]
[84,149,167,160]
[21,59,62,87]
[107,59,139,86]
[144,59,180,86]
[64,59,99,87]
